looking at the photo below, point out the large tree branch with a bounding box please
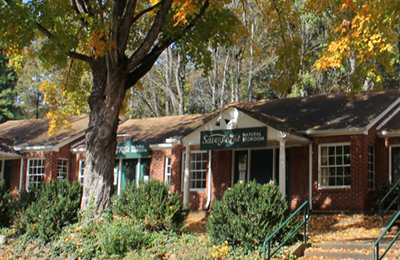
[69,0,93,16]
[127,0,173,72]
[36,22,93,64]
[125,0,210,89]
[117,0,137,57]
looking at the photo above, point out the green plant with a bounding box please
[99,218,153,258]
[207,180,298,252]
[112,180,190,231]
[14,180,82,242]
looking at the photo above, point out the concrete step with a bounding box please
[303,249,398,260]
[302,240,400,260]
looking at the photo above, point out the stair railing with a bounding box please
[262,201,310,260]
[373,210,400,260]
[379,178,400,226]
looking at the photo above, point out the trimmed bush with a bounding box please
[0,181,16,227]
[112,179,190,231]
[207,180,297,252]
[14,180,82,242]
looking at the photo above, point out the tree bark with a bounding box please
[81,58,127,218]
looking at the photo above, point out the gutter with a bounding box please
[301,127,366,137]
[378,130,400,138]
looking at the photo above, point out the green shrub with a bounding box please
[112,180,190,231]
[0,181,16,227]
[99,218,153,258]
[207,180,297,252]
[14,180,82,242]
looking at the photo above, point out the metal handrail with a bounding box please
[373,210,400,260]
[379,178,400,226]
[262,201,310,259]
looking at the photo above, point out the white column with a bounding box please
[279,140,286,199]
[183,145,191,206]
[309,143,313,210]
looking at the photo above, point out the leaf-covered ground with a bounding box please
[307,214,383,242]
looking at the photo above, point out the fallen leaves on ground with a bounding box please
[307,214,382,243]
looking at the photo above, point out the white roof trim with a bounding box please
[14,145,55,152]
[302,127,366,137]
[53,132,86,151]
[150,143,173,150]
[376,103,400,131]
[378,130,400,138]
[370,97,400,131]
[13,131,86,153]
[0,151,23,159]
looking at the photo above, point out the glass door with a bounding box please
[234,150,248,183]
[120,159,138,189]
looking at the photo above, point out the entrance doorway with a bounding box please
[233,149,290,196]
[233,149,276,184]
[114,158,151,194]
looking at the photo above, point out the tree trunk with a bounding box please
[81,58,127,218]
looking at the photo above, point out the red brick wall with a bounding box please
[289,146,310,210]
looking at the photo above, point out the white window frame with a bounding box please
[57,158,69,180]
[389,145,400,184]
[165,156,172,184]
[27,158,45,190]
[182,151,207,191]
[78,159,85,185]
[318,143,351,189]
[368,145,375,190]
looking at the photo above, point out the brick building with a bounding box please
[1,89,400,212]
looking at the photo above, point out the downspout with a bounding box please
[183,145,191,206]
[19,157,24,199]
[205,150,212,210]
[309,143,313,210]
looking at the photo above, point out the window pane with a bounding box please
[319,145,351,187]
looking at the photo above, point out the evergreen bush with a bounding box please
[14,180,82,242]
[0,181,16,227]
[112,179,190,231]
[207,180,297,252]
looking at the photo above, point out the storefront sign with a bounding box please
[200,127,267,150]
[116,141,149,158]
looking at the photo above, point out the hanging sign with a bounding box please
[116,141,149,158]
[200,127,267,150]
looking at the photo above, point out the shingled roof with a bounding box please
[0,115,89,148]
[227,88,400,133]
[117,114,208,144]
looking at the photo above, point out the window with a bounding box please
[320,144,351,187]
[79,160,85,185]
[368,145,375,190]
[57,159,68,180]
[182,151,207,190]
[165,157,172,184]
[27,158,45,190]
